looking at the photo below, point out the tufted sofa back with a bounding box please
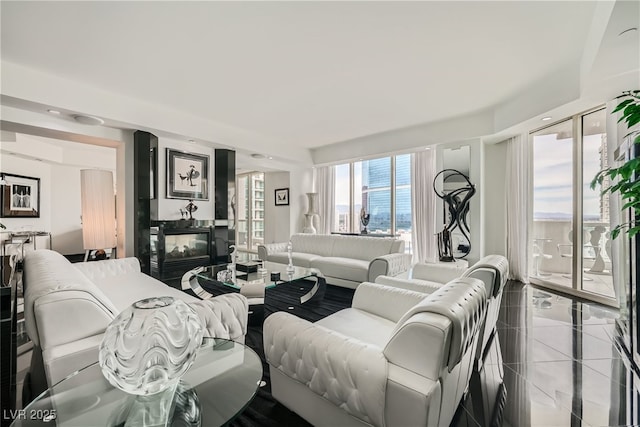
[290,234,335,257]
[290,233,404,261]
[384,278,486,377]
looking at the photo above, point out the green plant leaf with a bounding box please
[613,98,634,113]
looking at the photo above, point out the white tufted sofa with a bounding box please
[263,278,487,427]
[258,234,411,289]
[23,249,248,397]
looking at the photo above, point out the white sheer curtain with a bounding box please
[506,134,531,282]
[315,166,335,235]
[411,150,438,264]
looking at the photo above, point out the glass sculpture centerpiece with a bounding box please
[99,296,204,396]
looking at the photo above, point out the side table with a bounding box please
[10,338,262,427]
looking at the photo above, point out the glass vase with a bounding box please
[99,296,204,396]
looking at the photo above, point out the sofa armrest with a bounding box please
[73,258,141,281]
[35,291,115,350]
[368,253,412,281]
[264,312,387,426]
[43,334,103,386]
[188,294,249,344]
[375,275,443,295]
[352,282,427,323]
[411,261,467,283]
[257,242,289,261]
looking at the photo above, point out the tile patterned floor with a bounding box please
[455,281,629,427]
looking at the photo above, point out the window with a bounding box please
[530,107,614,302]
[236,172,264,252]
[331,155,412,250]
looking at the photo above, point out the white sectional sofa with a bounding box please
[22,249,248,397]
[258,233,411,289]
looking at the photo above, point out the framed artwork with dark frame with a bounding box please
[167,149,209,200]
[0,173,41,218]
[275,188,289,206]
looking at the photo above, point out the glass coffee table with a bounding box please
[11,338,262,426]
[182,262,326,321]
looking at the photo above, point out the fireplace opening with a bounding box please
[151,223,215,281]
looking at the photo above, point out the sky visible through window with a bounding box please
[533,133,605,221]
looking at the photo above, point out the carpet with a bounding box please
[229,283,356,427]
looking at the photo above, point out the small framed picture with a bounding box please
[275,188,289,206]
[0,173,41,218]
[167,149,209,200]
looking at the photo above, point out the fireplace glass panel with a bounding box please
[165,233,209,259]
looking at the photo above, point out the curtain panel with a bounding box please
[411,150,438,263]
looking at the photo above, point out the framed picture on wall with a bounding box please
[0,172,41,218]
[275,188,289,206]
[166,149,209,200]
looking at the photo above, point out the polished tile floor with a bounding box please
[456,281,630,427]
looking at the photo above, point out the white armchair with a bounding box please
[264,279,487,427]
[376,255,509,367]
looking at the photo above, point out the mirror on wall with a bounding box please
[440,145,472,259]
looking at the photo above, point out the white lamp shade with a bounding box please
[81,169,117,250]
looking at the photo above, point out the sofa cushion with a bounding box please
[267,252,321,268]
[316,308,397,349]
[311,257,369,283]
[290,234,335,257]
[330,236,400,261]
[90,272,198,312]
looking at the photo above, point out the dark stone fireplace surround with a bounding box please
[134,132,236,282]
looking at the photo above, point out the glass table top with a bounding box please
[195,261,319,291]
[11,338,262,426]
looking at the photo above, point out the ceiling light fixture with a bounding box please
[541,116,552,121]
[73,114,105,126]
[425,147,431,150]
[188,139,195,143]
[47,109,61,115]
[250,153,266,159]
[268,156,273,160]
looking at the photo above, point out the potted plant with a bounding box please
[591,90,640,239]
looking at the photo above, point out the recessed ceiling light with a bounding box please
[251,153,266,159]
[188,139,195,143]
[73,114,104,126]
[47,109,61,115]
[425,147,431,150]
[541,116,552,121]
[268,156,273,160]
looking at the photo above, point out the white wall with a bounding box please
[482,141,508,256]
[264,171,290,244]
[289,168,314,236]
[152,139,215,221]
[1,136,117,255]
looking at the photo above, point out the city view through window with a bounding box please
[334,154,412,252]
[531,108,614,300]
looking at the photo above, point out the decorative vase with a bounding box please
[303,193,320,234]
[99,296,204,396]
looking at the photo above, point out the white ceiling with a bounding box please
[1,1,638,167]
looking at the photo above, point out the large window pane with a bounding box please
[395,154,412,252]
[236,175,249,251]
[582,109,613,297]
[532,119,573,286]
[359,158,391,234]
[334,164,350,232]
